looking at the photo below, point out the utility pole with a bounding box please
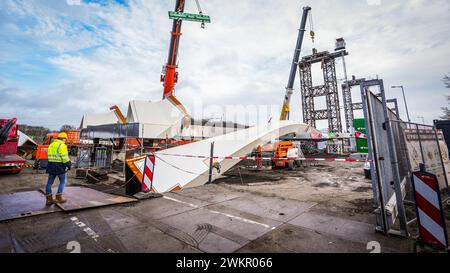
[208,142,214,184]
[391,85,411,123]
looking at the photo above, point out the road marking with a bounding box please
[208,209,273,229]
[163,196,199,208]
[69,216,116,253]
[70,217,99,241]
[163,196,273,229]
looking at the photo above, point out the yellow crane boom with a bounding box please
[280,6,311,120]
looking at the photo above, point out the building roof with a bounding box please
[80,112,119,129]
[126,100,186,124]
[126,99,189,139]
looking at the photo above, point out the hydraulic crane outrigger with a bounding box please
[161,0,210,99]
[279,6,312,120]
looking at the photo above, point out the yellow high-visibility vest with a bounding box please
[47,139,70,163]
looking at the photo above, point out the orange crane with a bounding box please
[160,0,210,99]
[110,105,127,124]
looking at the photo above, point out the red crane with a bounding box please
[160,0,210,99]
[0,118,26,174]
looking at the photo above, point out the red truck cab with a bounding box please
[0,118,26,173]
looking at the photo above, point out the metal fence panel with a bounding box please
[366,91,396,206]
[361,79,408,237]
[402,124,450,191]
[95,147,111,169]
[362,79,449,240]
[76,148,91,168]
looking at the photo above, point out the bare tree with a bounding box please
[18,124,50,144]
[441,74,450,119]
[59,124,76,131]
[444,75,450,88]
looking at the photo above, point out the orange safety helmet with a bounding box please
[57,132,68,139]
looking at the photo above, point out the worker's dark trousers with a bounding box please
[45,173,67,195]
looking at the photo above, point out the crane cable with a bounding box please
[309,9,315,43]
[194,0,203,14]
[194,0,205,28]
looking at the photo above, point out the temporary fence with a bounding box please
[361,79,408,236]
[94,147,112,168]
[391,122,450,191]
[361,78,449,245]
[75,146,113,169]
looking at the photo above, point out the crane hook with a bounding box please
[195,0,206,29]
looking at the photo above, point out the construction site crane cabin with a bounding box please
[0,1,449,256]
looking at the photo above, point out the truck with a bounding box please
[34,130,81,169]
[0,118,26,174]
[271,141,302,170]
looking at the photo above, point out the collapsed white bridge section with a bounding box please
[127,121,319,193]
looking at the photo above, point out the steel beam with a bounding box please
[342,77,365,132]
[300,50,342,133]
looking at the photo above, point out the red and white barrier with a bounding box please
[155,153,366,162]
[412,171,448,249]
[142,154,156,192]
[354,131,367,139]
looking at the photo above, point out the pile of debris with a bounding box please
[76,168,109,184]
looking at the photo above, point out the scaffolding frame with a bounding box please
[299,50,347,134]
[342,77,365,132]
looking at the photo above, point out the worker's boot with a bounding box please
[55,193,67,204]
[45,194,55,206]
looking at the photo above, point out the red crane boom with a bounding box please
[161,0,185,99]
[160,0,210,99]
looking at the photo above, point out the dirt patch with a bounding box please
[217,161,373,216]
[313,182,330,188]
[353,186,372,192]
[347,198,374,214]
[215,173,282,184]
[445,202,450,221]
[313,182,339,188]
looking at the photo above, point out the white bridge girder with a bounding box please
[129,121,319,193]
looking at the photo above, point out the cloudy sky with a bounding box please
[1,0,449,130]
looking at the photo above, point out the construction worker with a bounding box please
[45,132,72,205]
